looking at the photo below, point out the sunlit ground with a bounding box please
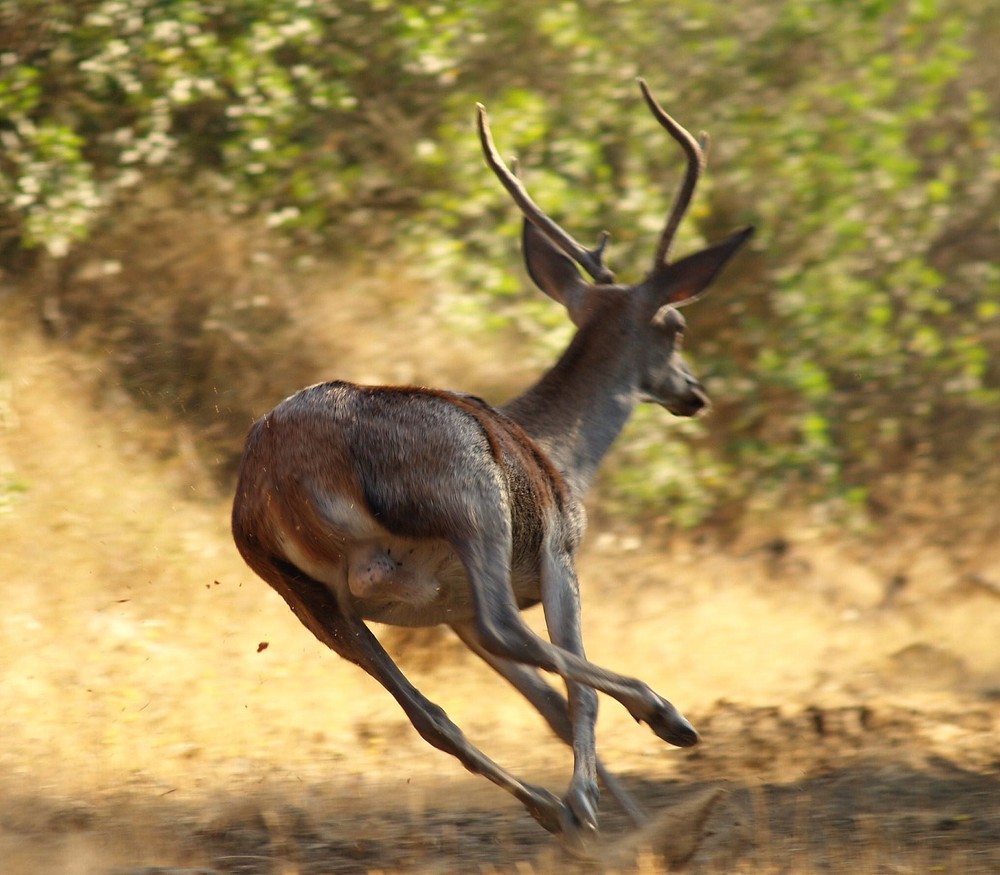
[1,317,998,873]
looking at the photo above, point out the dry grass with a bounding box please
[1,297,999,874]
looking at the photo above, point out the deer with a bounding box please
[231,78,753,849]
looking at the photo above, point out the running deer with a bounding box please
[232,79,753,846]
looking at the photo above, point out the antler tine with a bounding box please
[637,78,707,268]
[477,104,614,285]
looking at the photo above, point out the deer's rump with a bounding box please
[231,381,574,626]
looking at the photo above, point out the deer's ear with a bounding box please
[649,225,754,307]
[523,219,592,322]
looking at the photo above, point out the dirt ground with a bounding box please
[1,322,998,874]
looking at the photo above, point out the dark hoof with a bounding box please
[567,780,600,830]
[525,787,568,836]
[559,809,600,859]
[648,704,699,747]
[557,780,601,858]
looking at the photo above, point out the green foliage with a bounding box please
[0,474,28,515]
[1,0,997,525]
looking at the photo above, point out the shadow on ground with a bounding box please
[3,700,997,874]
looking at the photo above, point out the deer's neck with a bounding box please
[501,323,638,500]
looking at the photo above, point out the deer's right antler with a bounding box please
[637,78,708,269]
[477,104,615,285]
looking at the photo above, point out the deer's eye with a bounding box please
[651,305,685,335]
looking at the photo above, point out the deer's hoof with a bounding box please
[525,787,568,836]
[559,788,601,859]
[564,778,600,833]
[647,702,699,747]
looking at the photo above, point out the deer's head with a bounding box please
[479,79,753,418]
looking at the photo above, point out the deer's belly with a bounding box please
[348,537,467,626]
[349,539,541,627]
[276,492,542,628]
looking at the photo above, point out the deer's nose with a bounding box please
[666,382,709,417]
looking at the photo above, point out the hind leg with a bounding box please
[263,561,567,834]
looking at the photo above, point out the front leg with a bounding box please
[539,546,602,842]
[451,620,647,828]
[456,529,698,750]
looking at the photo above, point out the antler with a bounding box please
[637,78,708,268]
[477,104,615,285]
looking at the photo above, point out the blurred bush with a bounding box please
[1,0,997,525]
[27,193,324,475]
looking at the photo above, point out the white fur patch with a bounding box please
[311,491,384,539]
[276,529,344,589]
